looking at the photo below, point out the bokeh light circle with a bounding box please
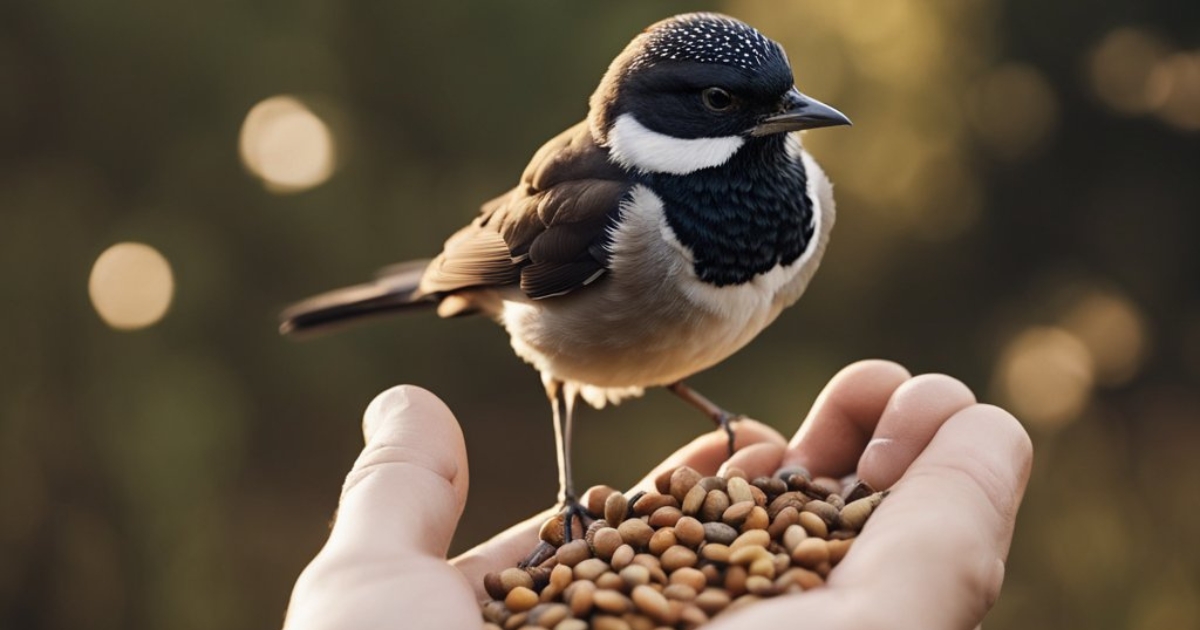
[996,326,1095,430]
[238,95,336,193]
[88,242,175,330]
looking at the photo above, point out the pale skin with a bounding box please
[283,360,1033,629]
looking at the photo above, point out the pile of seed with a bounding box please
[480,465,885,630]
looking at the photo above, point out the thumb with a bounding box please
[329,385,469,559]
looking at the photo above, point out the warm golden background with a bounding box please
[3,1,1198,628]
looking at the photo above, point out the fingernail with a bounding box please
[362,385,416,443]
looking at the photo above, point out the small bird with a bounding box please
[281,12,849,539]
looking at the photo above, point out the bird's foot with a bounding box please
[716,411,745,458]
[667,381,746,459]
[518,498,592,568]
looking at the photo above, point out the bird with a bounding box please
[280,12,850,545]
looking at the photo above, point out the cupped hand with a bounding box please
[283,360,1032,630]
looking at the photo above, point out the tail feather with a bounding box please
[279,259,435,336]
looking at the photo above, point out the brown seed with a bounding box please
[585,519,609,548]
[648,527,677,555]
[669,466,703,502]
[611,544,635,571]
[680,484,707,516]
[725,477,754,504]
[554,619,588,630]
[828,537,854,564]
[721,500,755,528]
[741,505,770,532]
[550,563,573,590]
[592,527,623,561]
[631,584,670,622]
[679,604,709,626]
[780,566,825,590]
[724,565,748,596]
[633,492,679,516]
[501,611,527,630]
[798,511,829,538]
[619,564,651,588]
[555,539,590,567]
[661,563,698,587]
[484,572,507,600]
[697,476,727,492]
[730,529,770,551]
[648,506,683,528]
[791,537,830,568]
[505,586,539,613]
[529,602,570,628]
[617,518,654,550]
[674,516,705,547]
[593,589,633,614]
[702,521,738,545]
[700,563,721,584]
[590,615,631,630]
[694,588,731,615]
[660,545,698,572]
[596,571,625,591]
[775,465,811,483]
[700,543,731,563]
[539,515,565,546]
[811,476,842,498]
[654,468,674,494]
[526,566,552,590]
[803,500,841,529]
[752,475,787,496]
[840,492,884,531]
[568,580,596,616]
[482,600,509,624]
[768,506,801,539]
[573,558,610,582]
[826,493,846,510]
[500,567,534,594]
[586,485,620,517]
[768,491,809,519]
[699,489,731,522]
[662,583,697,602]
[605,492,629,526]
[782,523,808,552]
[844,479,876,503]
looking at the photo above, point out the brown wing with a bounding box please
[418,121,632,300]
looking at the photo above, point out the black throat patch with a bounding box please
[637,135,814,287]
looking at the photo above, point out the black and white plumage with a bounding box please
[281,13,850,526]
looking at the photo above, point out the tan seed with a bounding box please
[693,588,731,615]
[680,484,707,516]
[799,511,829,538]
[631,584,670,621]
[505,586,538,613]
[550,564,573,591]
[529,602,569,628]
[482,600,509,624]
[779,566,824,590]
[573,558,610,582]
[553,619,588,630]
[619,564,651,588]
[653,468,674,494]
[791,537,830,568]
[726,594,762,615]
[840,493,883,531]
[679,603,709,626]
[729,529,770,551]
[592,527,623,561]
[741,506,770,532]
[783,523,808,552]
[605,492,629,526]
[767,506,801,539]
[745,574,776,596]
[674,516,705,547]
[568,580,595,616]
[539,515,565,546]
[586,485,619,517]
[660,545,698,572]
[555,539,590,567]
[722,465,747,481]
[729,544,769,566]
[662,583,697,602]
[804,500,841,529]
[768,491,809,519]
[724,565,748,596]
[697,476,727,492]
[700,543,731,563]
[726,476,754,504]
[596,571,625,591]
[500,567,534,593]
[748,484,768,507]
[748,556,776,579]
[611,544,635,571]
[501,611,527,630]
[590,614,631,630]
[593,589,632,614]
[828,537,855,564]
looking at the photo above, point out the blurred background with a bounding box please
[2,0,1198,628]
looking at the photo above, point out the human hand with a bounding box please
[282,360,1032,630]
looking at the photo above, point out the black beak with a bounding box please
[750,88,852,137]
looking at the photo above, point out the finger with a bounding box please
[781,360,911,478]
[452,419,785,589]
[329,385,469,560]
[718,441,786,481]
[829,404,1034,625]
[856,373,977,489]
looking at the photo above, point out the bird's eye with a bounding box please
[702,87,734,112]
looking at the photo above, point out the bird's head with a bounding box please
[590,13,850,176]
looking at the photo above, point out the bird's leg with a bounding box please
[520,379,587,568]
[668,381,743,457]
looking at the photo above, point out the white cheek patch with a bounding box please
[607,113,744,175]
